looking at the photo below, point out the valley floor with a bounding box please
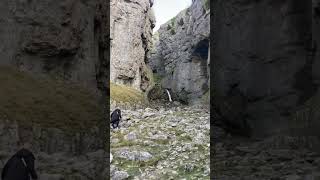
[213,126,320,179]
[110,105,210,180]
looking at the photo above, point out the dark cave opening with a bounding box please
[191,39,210,91]
[192,39,209,61]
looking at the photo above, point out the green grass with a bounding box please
[178,135,193,142]
[166,17,177,35]
[201,91,210,104]
[0,66,103,133]
[153,73,163,84]
[110,82,146,104]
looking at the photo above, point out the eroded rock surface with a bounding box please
[213,0,320,138]
[0,0,109,95]
[110,0,155,91]
[0,1,108,179]
[149,0,210,104]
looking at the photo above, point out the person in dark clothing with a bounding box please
[1,148,38,180]
[111,108,122,129]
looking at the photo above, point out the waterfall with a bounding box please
[165,89,173,102]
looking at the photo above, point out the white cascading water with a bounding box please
[165,89,173,102]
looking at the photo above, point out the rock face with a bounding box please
[110,0,155,91]
[0,0,108,179]
[213,0,320,139]
[0,119,107,179]
[149,0,210,104]
[0,0,109,95]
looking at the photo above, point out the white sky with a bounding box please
[152,0,192,33]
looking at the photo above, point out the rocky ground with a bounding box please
[213,126,320,180]
[110,104,210,180]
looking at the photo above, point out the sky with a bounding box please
[152,0,192,33]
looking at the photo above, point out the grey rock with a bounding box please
[110,0,154,92]
[116,148,153,161]
[112,171,129,180]
[0,0,108,96]
[213,0,320,138]
[124,132,137,141]
[148,0,210,104]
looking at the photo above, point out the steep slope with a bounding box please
[149,0,210,104]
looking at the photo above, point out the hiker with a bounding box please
[1,148,38,180]
[111,108,122,129]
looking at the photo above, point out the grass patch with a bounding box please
[0,66,103,133]
[166,17,177,35]
[201,91,210,104]
[114,156,163,179]
[153,138,170,145]
[173,129,185,136]
[178,135,193,142]
[153,73,163,85]
[176,165,208,179]
[110,82,146,104]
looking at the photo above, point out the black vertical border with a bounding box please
[95,0,110,178]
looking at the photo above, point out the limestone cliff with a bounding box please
[0,0,108,179]
[0,0,110,96]
[149,0,210,104]
[110,0,155,92]
[213,0,320,140]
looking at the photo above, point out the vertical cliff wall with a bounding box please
[110,0,155,92]
[0,0,109,96]
[0,0,109,179]
[213,0,320,139]
[149,0,210,104]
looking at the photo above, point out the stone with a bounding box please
[116,149,153,161]
[110,0,155,92]
[213,0,320,138]
[124,132,137,141]
[112,171,129,180]
[148,0,210,104]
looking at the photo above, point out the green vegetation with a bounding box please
[178,135,193,142]
[110,82,146,104]
[0,66,103,133]
[153,73,163,85]
[147,73,167,101]
[166,17,177,35]
[170,29,176,35]
[203,0,210,11]
[201,91,210,104]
